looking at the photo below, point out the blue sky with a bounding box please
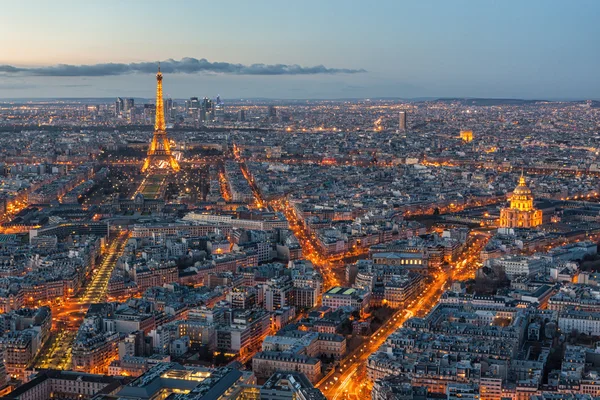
[0,0,598,99]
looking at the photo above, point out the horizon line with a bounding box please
[0,96,598,102]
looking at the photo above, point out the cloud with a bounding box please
[0,83,37,90]
[59,84,92,88]
[0,57,366,77]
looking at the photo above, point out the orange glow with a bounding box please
[460,130,473,142]
[319,234,489,398]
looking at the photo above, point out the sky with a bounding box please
[0,0,599,100]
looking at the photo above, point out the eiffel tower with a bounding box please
[141,64,180,172]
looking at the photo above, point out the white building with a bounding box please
[558,311,600,336]
[490,255,543,279]
[322,287,370,315]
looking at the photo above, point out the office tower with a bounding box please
[238,109,246,122]
[188,97,199,118]
[165,98,173,122]
[170,101,177,120]
[202,97,214,122]
[215,99,224,122]
[399,111,407,131]
[215,95,224,123]
[123,98,135,112]
[115,97,124,117]
[143,104,156,123]
[268,105,277,120]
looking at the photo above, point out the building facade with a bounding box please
[499,175,542,228]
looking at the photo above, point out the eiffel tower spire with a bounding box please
[142,64,180,172]
[154,63,166,131]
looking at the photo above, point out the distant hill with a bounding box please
[574,100,600,108]
[432,98,549,106]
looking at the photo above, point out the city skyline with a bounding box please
[3,2,600,400]
[1,0,599,99]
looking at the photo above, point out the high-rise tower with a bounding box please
[142,65,180,172]
[398,111,407,131]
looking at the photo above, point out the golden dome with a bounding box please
[512,175,532,196]
[501,172,542,228]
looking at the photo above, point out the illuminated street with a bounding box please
[32,331,77,370]
[0,198,29,233]
[81,231,131,304]
[317,234,489,399]
[32,231,131,370]
[218,169,232,201]
[237,153,345,289]
[234,149,493,398]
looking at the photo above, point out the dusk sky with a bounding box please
[1,0,599,100]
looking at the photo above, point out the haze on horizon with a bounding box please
[1,0,599,100]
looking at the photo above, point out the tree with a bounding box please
[340,319,353,335]
[214,352,228,365]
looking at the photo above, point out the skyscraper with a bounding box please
[202,97,214,122]
[215,97,224,122]
[268,105,277,122]
[115,97,124,117]
[188,97,200,119]
[143,104,156,123]
[123,98,135,113]
[398,111,407,131]
[166,98,173,122]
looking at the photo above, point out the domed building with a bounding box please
[499,174,542,228]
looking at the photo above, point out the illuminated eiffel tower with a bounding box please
[141,64,180,172]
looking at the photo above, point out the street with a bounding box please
[32,231,131,370]
[317,234,489,399]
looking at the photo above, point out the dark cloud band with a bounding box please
[0,57,365,77]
